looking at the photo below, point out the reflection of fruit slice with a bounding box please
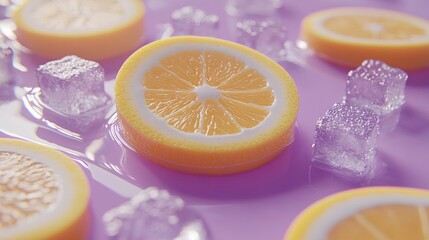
[301,7,429,70]
[0,138,90,240]
[13,0,144,60]
[115,36,299,175]
[285,187,429,240]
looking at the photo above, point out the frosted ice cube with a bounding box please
[171,6,219,37]
[345,59,408,116]
[0,38,14,101]
[0,38,13,85]
[236,19,287,60]
[36,55,109,115]
[311,103,380,180]
[225,0,283,16]
[103,187,208,240]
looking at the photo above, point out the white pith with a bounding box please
[126,42,289,144]
[21,0,137,33]
[305,194,429,240]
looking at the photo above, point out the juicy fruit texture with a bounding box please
[285,187,429,240]
[301,7,429,70]
[144,50,273,135]
[0,151,59,228]
[115,36,299,175]
[13,0,145,60]
[0,138,90,240]
[329,204,429,240]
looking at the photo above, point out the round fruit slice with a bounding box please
[12,0,144,60]
[301,7,429,70]
[0,138,90,240]
[285,187,429,240]
[115,36,299,175]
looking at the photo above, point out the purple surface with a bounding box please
[1,0,429,239]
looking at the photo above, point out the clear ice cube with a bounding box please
[311,103,380,180]
[236,19,287,60]
[0,37,14,101]
[103,187,208,240]
[345,59,408,116]
[170,6,219,37]
[225,0,283,16]
[36,55,109,115]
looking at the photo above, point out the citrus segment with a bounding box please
[285,187,429,240]
[301,7,429,70]
[159,51,204,86]
[115,36,299,175]
[330,204,429,240]
[221,88,274,106]
[0,138,90,240]
[13,0,145,60]
[205,51,246,86]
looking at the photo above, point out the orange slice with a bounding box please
[12,0,145,60]
[115,36,299,175]
[0,138,90,240]
[285,187,429,240]
[301,7,429,70]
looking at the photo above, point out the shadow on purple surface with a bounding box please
[122,128,312,201]
[396,104,429,134]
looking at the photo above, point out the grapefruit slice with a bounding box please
[115,36,299,175]
[0,138,90,240]
[285,187,429,240]
[12,0,145,60]
[301,7,429,70]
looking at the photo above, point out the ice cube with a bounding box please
[311,103,380,180]
[36,55,109,115]
[235,19,287,60]
[170,6,219,37]
[0,38,13,85]
[0,37,14,101]
[103,187,208,240]
[345,59,408,116]
[225,0,283,16]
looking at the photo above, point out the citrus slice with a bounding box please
[115,36,299,175]
[285,187,429,240]
[301,7,429,70]
[0,138,90,240]
[12,0,144,60]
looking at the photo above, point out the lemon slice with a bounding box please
[301,7,429,70]
[285,187,429,240]
[13,0,145,60]
[115,36,299,175]
[0,138,90,240]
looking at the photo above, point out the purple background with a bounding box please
[1,0,429,239]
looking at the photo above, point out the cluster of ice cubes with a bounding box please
[311,60,408,181]
[156,2,294,63]
[229,0,295,62]
[235,19,288,61]
[157,6,219,39]
[0,36,14,101]
[33,55,112,131]
[171,6,219,37]
[103,187,208,240]
[225,0,283,16]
